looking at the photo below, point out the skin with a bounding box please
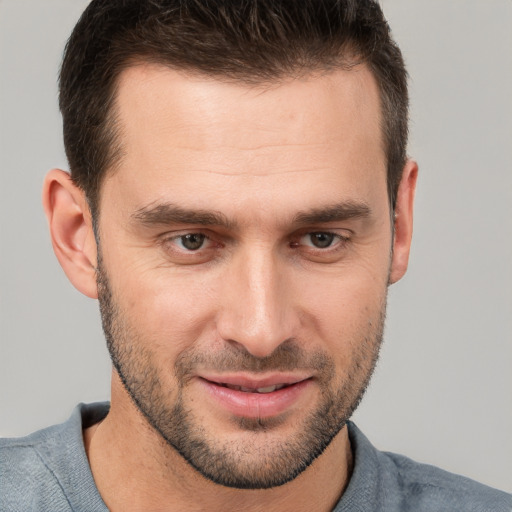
[43,63,417,511]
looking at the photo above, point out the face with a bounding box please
[96,64,395,489]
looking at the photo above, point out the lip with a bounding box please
[198,373,313,419]
[201,372,311,389]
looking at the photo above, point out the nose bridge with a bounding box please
[217,243,296,358]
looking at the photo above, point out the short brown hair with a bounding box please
[59,0,408,217]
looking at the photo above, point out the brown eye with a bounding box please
[179,233,206,251]
[307,232,335,248]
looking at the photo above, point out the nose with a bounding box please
[216,247,299,358]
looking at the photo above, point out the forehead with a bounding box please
[103,63,386,219]
[114,63,383,156]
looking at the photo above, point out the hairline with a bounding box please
[90,56,393,224]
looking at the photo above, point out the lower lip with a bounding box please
[199,378,313,419]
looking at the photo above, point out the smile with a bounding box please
[198,375,313,418]
[220,383,289,393]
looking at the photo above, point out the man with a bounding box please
[1,0,510,510]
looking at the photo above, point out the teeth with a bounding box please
[223,384,286,393]
[256,385,277,393]
[222,383,287,393]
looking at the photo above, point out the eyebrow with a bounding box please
[292,202,372,224]
[131,200,372,230]
[132,203,234,229]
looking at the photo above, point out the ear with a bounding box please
[42,169,98,298]
[389,159,418,284]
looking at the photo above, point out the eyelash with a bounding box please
[294,232,350,251]
[161,232,217,253]
[160,231,350,255]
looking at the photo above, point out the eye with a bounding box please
[175,233,207,251]
[301,232,337,249]
[159,231,221,265]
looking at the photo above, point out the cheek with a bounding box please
[298,264,388,348]
[112,267,219,353]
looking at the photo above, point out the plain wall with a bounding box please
[1,0,511,493]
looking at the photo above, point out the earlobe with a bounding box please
[42,169,99,299]
[389,159,418,285]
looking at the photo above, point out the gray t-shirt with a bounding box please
[1,403,511,511]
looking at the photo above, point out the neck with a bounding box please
[84,384,353,512]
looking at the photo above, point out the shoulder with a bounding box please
[0,426,72,511]
[0,403,110,512]
[340,422,512,512]
[382,450,512,511]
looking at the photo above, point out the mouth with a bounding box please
[201,373,311,392]
[197,374,313,418]
[217,382,293,393]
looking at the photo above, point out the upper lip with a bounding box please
[199,373,312,389]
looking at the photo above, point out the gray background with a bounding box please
[1,0,511,493]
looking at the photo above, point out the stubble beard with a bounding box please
[96,260,385,489]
